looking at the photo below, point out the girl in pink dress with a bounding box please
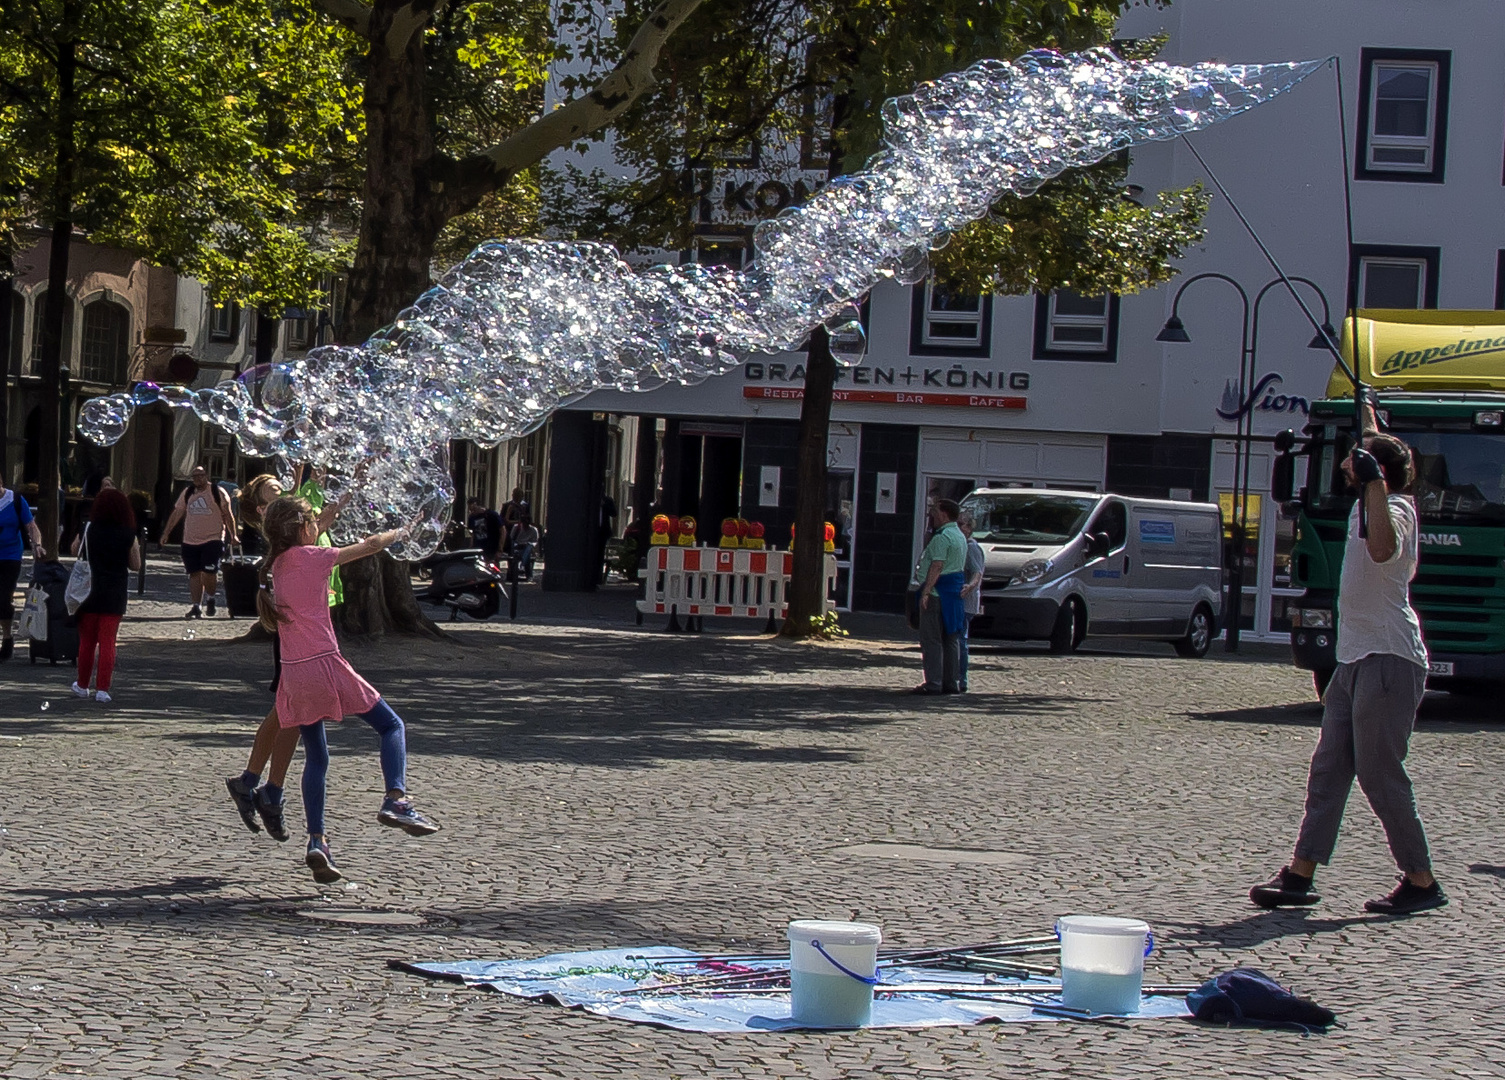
[257,496,439,883]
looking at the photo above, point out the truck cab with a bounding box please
[1274,310,1505,696]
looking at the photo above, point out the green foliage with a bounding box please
[547,0,1199,296]
[0,0,362,313]
[780,608,849,640]
[930,165,1209,298]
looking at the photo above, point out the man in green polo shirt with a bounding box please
[914,498,967,694]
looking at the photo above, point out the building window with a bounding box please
[1032,290,1121,361]
[909,281,993,357]
[8,290,22,377]
[79,298,131,385]
[285,308,310,350]
[1349,245,1439,309]
[29,289,74,369]
[209,301,240,342]
[1355,48,1450,183]
[690,233,751,271]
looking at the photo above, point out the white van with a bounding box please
[958,489,1223,657]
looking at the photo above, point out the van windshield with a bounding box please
[961,493,1097,545]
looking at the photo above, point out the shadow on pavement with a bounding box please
[1182,692,1501,732]
[7,875,232,903]
[1180,703,1323,728]
[103,626,1103,768]
[1468,863,1505,879]
[1157,909,1373,949]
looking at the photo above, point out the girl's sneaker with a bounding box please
[305,838,342,883]
[254,787,290,842]
[70,682,92,699]
[225,776,262,833]
[94,690,112,704]
[377,797,441,836]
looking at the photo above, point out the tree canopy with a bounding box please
[0,0,362,313]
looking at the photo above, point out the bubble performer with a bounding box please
[79,49,1323,559]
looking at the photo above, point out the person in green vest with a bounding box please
[296,467,344,607]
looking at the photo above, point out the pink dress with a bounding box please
[272,545,380,728]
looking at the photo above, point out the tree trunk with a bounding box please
[780,326,836,637]
[0,254,12,483]
[341,4,444,344]
[335,553,443,638]
[331,3,448,638]
[780,88,849,639]
[37,13,78,560]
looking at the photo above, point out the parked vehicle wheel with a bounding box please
[1048,597,1083,654]
[1173,604,1215,658]
[1313,667,1335,700]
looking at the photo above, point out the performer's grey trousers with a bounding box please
[1294,653,1432,874]
[918,599,960,692]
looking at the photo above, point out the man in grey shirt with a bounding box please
[1251,412,1445,915]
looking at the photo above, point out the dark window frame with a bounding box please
[1348,243,1440,310]
[682,225,754,270]
[1032,291,1121,362]
[7,289,23,377]
[79,297,131,385]
[1354,47,1451,184]
[1496,250,1505,310]
[209,301,240,343]
[908,281,993,358]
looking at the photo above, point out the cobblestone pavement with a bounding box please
[2,560,1503,1078]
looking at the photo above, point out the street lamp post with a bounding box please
[1157,273,1336,651]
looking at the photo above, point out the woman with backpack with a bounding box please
[68,488,142,701]
[0,474,46,661]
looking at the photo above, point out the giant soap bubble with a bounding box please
[80,48,1323,558]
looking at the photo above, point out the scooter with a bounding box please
[420,548,506,621]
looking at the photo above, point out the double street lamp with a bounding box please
[1157,272,1338,651]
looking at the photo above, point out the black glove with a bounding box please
[1350,447,1383,486]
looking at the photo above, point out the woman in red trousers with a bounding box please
[70,488,141,703]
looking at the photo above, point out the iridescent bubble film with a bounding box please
[80,49,1322,558]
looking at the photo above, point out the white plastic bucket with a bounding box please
[787,919,882,1028]
[1055,915,1153,1015]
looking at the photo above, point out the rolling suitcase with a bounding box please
[221,555,262,618]
[28,562,79,665]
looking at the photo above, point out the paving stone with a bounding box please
[1,579,1501,1077]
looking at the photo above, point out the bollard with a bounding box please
[507,555,520,620]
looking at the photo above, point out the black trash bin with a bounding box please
[221,555,262,619]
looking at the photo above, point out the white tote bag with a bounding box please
[65,525,93,615]
[18,584,47,641]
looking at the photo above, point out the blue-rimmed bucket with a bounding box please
[788,920,882,1028]
[1056,915,1153,1015]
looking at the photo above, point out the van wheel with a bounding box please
[1048,598,1083,654]
[1313,667,1335,700]
[1174,604,1215,658]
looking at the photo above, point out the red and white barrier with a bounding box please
[637,546,837,624]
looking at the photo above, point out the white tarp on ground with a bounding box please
[400,947,1191,1033]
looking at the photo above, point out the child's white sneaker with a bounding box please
[94,690,112,704]
[70,682,91,699]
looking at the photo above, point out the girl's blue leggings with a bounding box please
[301,698,408,836]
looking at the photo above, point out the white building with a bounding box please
[539,0,1504,640]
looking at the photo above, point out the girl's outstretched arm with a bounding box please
[333,527,406,566]
[314,490,352,536]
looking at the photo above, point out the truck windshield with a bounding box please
[961,493,1097,544]
[1309,426,1505,525]
[1408,432,1505,524]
